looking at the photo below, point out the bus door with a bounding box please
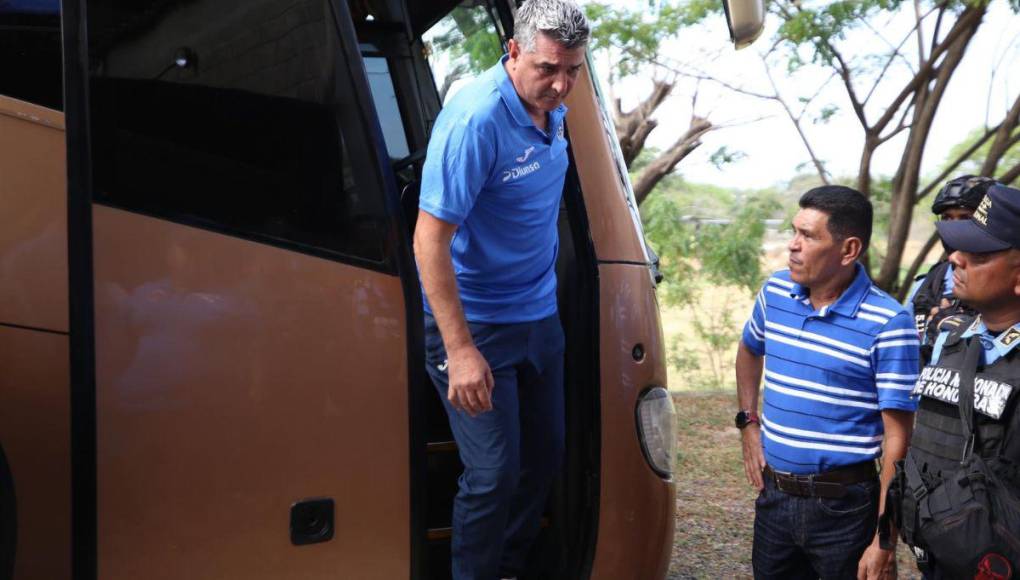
[62,0,424,577]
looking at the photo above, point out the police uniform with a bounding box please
[890,185,1020,579]
[909,260,976,363]
[909,175,999,363]
[899,316,1020,577]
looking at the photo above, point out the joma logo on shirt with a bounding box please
[515,146,535,163]
[502,161,541,182]
[913,365,1015,419]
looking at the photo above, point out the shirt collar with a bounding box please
[494,54,568,132]
[788,262,872,317]
[962,317,1020,358]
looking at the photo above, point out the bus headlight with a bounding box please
[636,387,677,478]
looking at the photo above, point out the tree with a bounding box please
[899,118,1020,296]
[642,191,779,386]
[425,5,504,101]
[670,0,1020,293]
[585,2,729,206]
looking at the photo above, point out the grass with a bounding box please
[668,393,922,579]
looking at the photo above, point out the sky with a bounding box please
[585,0,1020,190]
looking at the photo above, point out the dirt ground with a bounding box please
[668,393,922,579]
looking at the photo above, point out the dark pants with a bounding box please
[424,313,565,580]
[753,472,879,580]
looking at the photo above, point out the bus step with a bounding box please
[427,440,457,453]
[427,518,550,541]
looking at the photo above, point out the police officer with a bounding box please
[892,184,1020,578]
[907,175,1000,361]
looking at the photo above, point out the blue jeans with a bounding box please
[753,471,879,579]
[424,313,565,580]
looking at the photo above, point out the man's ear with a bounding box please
[841,237,863,265]
[507,38,521,63]
[1011,251,1020,297]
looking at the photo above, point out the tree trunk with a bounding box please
[874,15,981,291]
[632,116,713,205]
[857,135,879,274]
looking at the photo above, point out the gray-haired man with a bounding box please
[413,1,590,578]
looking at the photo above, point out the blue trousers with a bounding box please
[752,473,879,579]
[424,313,565,580]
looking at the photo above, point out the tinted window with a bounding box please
[87,0,390,266]
[423,2,502,104]
[0,0,62,110]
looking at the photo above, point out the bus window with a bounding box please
[422,1,503,104]
[362,51,411,161]
[0,0,62,110]
[87,0,390,267]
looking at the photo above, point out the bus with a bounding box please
[0,0,764,578]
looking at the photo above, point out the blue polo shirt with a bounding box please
[741,264,921,474]
[419,55,569,323]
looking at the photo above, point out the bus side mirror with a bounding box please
[723,0,766,50]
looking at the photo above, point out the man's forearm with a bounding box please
[415,236,473,354]
[736,342,764,412]
[876,409,914,539]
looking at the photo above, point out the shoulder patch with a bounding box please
[1002,327,1020,347]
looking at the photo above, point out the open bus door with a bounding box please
[61,0,427,577]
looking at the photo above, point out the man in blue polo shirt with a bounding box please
[735,186,920,579]
[412,1,589,578]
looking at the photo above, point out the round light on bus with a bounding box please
[636,387,677,478]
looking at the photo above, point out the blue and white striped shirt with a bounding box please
[742,264,920,474]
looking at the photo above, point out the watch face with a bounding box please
[735,410,756,429]
[735,411,748,429]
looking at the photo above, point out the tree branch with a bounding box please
[980,91,1020,177]
[761,56,830,184]
[913,0,926,65]
[872,4,984,135]
[916,124,1000,202]
[614,79,675,167]
[877,102,916,145]
[863,25,919,105]
[999,161,1020,186]
[632,116,714,205]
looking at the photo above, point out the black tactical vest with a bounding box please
[910,319,1020,477]
[893,316,1020,577]
[911,260,952,335]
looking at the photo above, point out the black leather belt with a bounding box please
[764,461,877,499]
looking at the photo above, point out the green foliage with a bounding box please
[428,6,503,75]
[696,197,781,293]
[774,0,906,66]
[585,1,722,77]
[709,146,748,169]
[813,104,840,125]
[642,189,779,384]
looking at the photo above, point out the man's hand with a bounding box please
[446,345,495,416]
[857,536,896,579]
[741,423,767,490]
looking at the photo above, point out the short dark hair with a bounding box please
[799,185,873,253]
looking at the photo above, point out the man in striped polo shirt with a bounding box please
[735,186,920,579]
